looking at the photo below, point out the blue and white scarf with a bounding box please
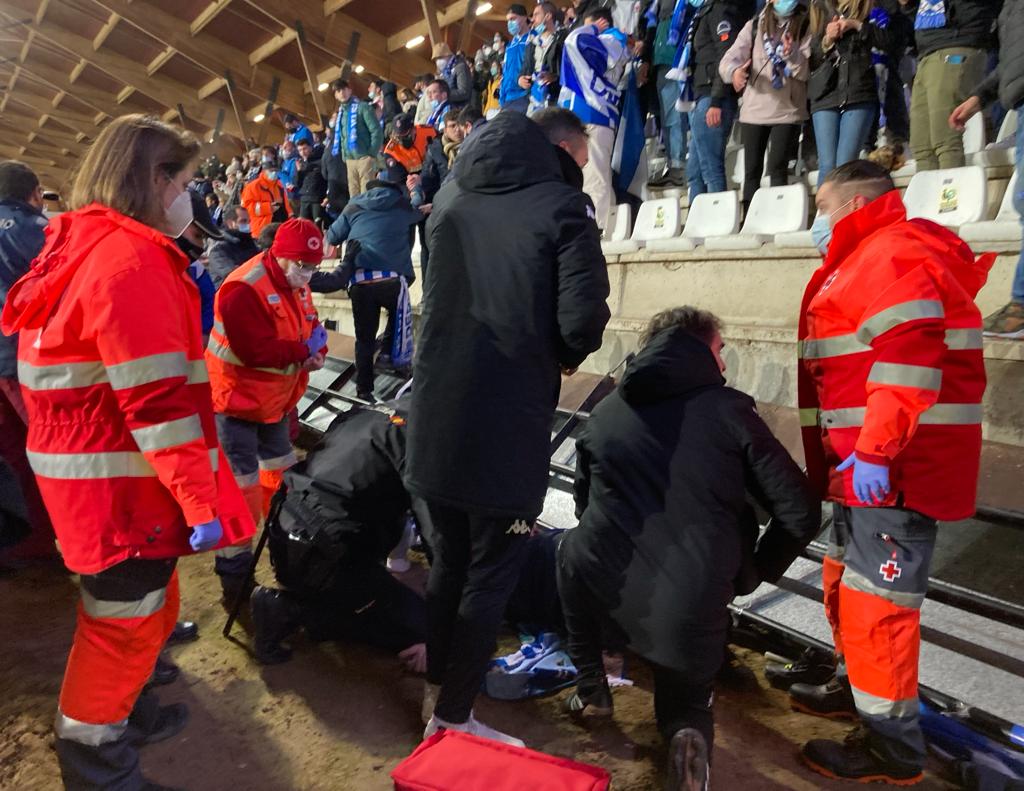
[914,0,946,31]
[391,277,413,367]
[665,0,703,112]
[762,16,793,90]
[332,107,344,156]
[346,100,359,153]
[427,100,450,130]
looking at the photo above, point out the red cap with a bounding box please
[271,218,325,264]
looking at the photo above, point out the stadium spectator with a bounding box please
[720,0,812,210]
[949,1,1023,338]
[176,191,223,338]
[410,115,465,216]
[0,114,255,791]
[325,79,383,200]
[241,158,290,237]
[0,160,54,565]
[406,110,610,748]
[433,43,475,110]
[809,1,900,185]
[325,170,422,400]
[413,74,434,125]
[520,2,566,115]
[279,139,299,212]
[205,191,223,225]
[533,106,591,188]
[685,0,746,199]
[284,113,314,145]
[294,138,328,228]
[559,6,630,230]
[483,57,503,118]
[208,205,259,289]
[501,4,533,112]
[400,87,419,115]
[558,306,819,787]
[905,0,1001,170]
[425,78,454,131]
[383,114,434,176]
[380,81,403,122]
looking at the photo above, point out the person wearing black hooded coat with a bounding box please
[406,110,610,744]
[557,307,820,785]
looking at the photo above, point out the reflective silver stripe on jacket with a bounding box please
[801,327,980,361]
[207,337,298,376]
[867,362,942,391]
[81,586,167,619]
[130,415,204,453]
[17,360,108,391]
[850,685,919,719]
[216,542,252,559]
[55,710,128,746]
[799,407,820,428]
[187,359,209,385]
[106,352,188,390]
[857,299,945,344]
[209,448,220,472]
[257,452,298,472]
[27,450,157,479]
[944,328,984,350]
[234,471,259,488]
[242,261,267,285]
[817,403,983,429]
[842,567,926,609]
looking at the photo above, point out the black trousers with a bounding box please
[299,200,325,228]
[421,501,533,723]
[301,562,426,652]
[349,278,401,396]
[556,554,717,753]
[740,122,801,206]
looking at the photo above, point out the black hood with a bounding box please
[453,111,563,194]
[620,326,725,405]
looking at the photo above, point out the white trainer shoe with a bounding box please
[423,713,525,748]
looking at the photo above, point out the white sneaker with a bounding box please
[386,556,412,573]
[421,681,440,725]
[423,713,525,748]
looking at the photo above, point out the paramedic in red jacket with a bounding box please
[793,160,991,785]
[0,114,256,791]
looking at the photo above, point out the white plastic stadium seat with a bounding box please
[601,204,636,254]
[706,184,808,250]
[903,166,988,229]
[774,230,817,249]
[648,191,740,253]
[959,171,1021,243]
[962,112,986,156]
[971,110,1019,168]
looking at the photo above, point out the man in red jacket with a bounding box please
[790,160,992,785]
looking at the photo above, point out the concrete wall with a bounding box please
[312,240,1024,447]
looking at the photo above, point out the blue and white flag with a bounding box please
[612,66,647,197]
[558,24,629,128]
[390,276,414,368]
[914,0,946,30]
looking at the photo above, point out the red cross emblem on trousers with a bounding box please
[879,560,902,583]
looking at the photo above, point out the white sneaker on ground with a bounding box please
[423,713,525,748]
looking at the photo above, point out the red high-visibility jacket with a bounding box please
[0,204,256,575]
[241,172,290,237]
[798,190,993,521]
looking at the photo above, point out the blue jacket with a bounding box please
[279,155,298,195]
[289,122,314,145]
[325,185,422,281]
[0,199,48,379]
[500,33,531,104]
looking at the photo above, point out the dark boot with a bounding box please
[802,728,924,786]
[764,647,835,691]
[251,585,301,665]
[789,676,857,720]
[164,620,198,647]
[144,654,179,689]
[562,678,614,719]
[138,704,189,746]
[665,728,709,791]
[649,167,686,188]
[215,552,255,608]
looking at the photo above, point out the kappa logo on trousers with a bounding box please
[506,520,532,536]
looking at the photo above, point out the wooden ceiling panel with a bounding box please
[156,53,211,87]
[99,23,166,64]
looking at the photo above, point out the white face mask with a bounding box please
[285,263,314,288]
[165,188,193,237]
[436,58,450,72]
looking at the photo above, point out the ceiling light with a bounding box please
[253,113,265,123]
[405,35,425,49]
[476,2,492,14]
[317,82,329,92]
[354,64,365,74]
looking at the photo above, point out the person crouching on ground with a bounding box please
[206,218,329,602]
[557,306,820,790]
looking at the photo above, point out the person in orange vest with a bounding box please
[206,217,328,601]
[789,160,992,785]
[0,114,256,790]
[241,158,290,238]
[383,113,435,176]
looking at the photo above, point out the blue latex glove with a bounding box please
[306,325,328,357]
[837,453,890,505]
[189,518,223,552]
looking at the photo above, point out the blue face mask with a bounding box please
[237,223,251,234]
[508,19,520,35]
[430,99,440,110]
[810,214,832,255]
[533,22,546,33]
[773,0,800,17]
[687,0,707,6]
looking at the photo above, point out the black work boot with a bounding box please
[562,678,614,719]
[649,167,686,188]
[665,728,709,791]
[250,585,301,665]
[165,620,198,647]
[789,676,857,720]
[144,654,180,689]
[802,728,924,786]
[764,647,836,691]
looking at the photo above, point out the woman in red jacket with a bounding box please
[1,115,255,790]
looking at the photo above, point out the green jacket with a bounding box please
[331,98,384,161]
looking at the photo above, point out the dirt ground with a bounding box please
[1,555,958,791]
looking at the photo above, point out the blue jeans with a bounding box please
[657,67,688,168]
[687,95,737,200]
[813,102,877,185]
[1012,111,1024,303]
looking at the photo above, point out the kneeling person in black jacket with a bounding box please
[557,306,820,789]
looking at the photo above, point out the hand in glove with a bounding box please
[306,324,328,357]
[837,453,890,505]
[189,518,223,552]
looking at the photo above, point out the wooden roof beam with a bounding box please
[323,0,357,13]
[191,0,234,35]
[146,46,175,75]
[388,0,511,52]
[92,12,120,50]
[68,58,86,83]
[420,0,443,49]
[5,92,99,129]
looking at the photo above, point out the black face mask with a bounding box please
[397,134,415,148]
[176,236,205,261]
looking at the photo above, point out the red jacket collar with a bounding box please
[824,189,907,269]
